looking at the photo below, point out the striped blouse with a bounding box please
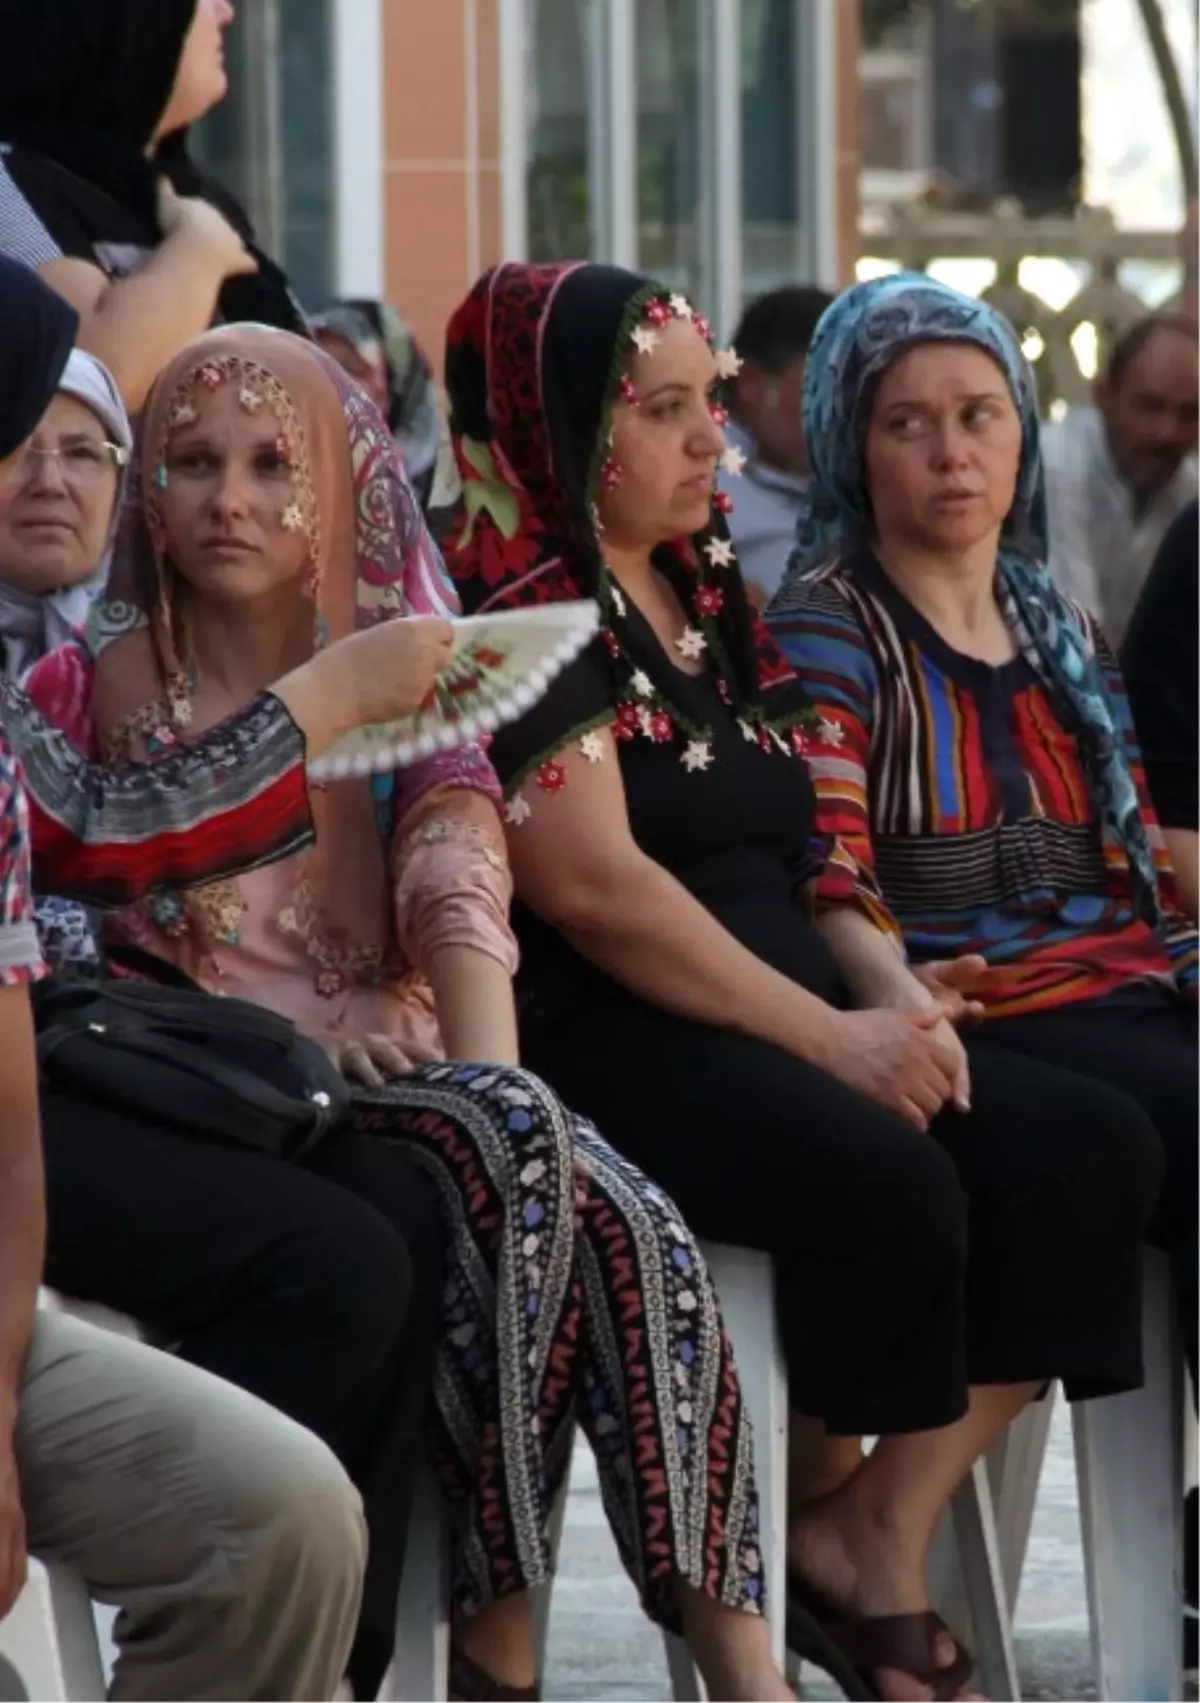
[769,552,1198,1019]
[0,730,41,985]
[0,673,314,911]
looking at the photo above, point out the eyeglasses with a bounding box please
[1,441,129,488]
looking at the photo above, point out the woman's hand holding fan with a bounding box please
[274,616,455,758]
[308,602,601,780]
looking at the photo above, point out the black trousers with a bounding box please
[526,989,1171,1437]
[39,1092,446,1701]
[973,991,1198,1386]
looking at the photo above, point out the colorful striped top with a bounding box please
[0,672,314,911]
[769,552,1198,1019]
[0,729,40,985]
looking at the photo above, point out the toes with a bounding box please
[872,1665,936,1702]
[932,1629,958,1669]
[868,1664,985,1703]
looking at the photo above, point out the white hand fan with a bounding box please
[308,601,601,781]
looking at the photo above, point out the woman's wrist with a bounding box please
[268,666,351,758]
[769,984,844,1071]
[877,974,935,1014]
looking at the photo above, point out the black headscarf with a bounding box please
[0,252,78,460]
[442,262,814,792]
[0,1,306,334]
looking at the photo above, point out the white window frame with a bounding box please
[498,0,528,260]
[699,0,744,331]
[332,0,385,297]
[589,0,637,267]
[503,0,839,302]
[207,0,284,259]
[857,5,935,215]
[794,0,840,290]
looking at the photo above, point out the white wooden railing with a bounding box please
[858,199,1196,408]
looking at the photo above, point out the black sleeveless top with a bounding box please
[512,590,848,1033]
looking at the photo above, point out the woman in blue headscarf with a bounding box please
[769,271,1196,1655]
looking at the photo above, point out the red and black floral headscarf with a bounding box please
[439,262,815,793]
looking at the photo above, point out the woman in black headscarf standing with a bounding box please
[0,0,307,409]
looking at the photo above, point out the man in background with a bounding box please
[1043,312,1198,645]
[719,285,833,606]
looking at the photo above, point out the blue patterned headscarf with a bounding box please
[781,271,1160,922]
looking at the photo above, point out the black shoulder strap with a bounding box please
[100,942,204,992]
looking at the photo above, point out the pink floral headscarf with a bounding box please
[90,324,497,994]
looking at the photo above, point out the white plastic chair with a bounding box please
[385,1241,788,1703]
[0,1294,135,1702]
[659,1242,789,1702]
[1074,1251,1185,1701]
[944,1249,1186,1702]
[0,1561,104,1703]
[382,1462,451,1701]
[381,1451,572,1702]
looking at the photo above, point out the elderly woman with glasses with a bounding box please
[0,348,131,681]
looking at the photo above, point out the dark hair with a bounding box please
[1105,312,1199,389]
[730,286,835,374]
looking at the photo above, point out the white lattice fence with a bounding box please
[858,200,1194,409]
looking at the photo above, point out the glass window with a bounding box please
[192,0,333,311]
[860,72,926,173]
[191,9,279,251]
[526,0,593,261]
[637,0,704,303]
[279,0,333,306]
[858,3,933,207]
[741,0,801,298]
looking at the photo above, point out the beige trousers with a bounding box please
[15,1312,365,1701]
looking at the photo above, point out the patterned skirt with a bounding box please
[349,1061,763,1628]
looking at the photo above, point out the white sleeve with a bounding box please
[1041,428,1101,616]
[0,154,63,269]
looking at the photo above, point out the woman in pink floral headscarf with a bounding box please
[28,325,796,1703]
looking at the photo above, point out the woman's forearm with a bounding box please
[0,991,46,1414]
[815,905,933,1011]
[39,235,228,410]
[544,852,840,1066]
[1164,828,1199,920]
[427,945,520,1064]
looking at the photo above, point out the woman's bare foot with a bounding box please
[788,1486,983,1702]
[788,1417,865,1507]
[453,1593,538,1692]
[677,1585,795,1701]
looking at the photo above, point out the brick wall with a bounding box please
[382,0,504,371]
[382,1,862,369]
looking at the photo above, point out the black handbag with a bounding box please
[33,947,350,1161]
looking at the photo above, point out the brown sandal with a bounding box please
[448,1648,541,1702]
[789,1573,977,1701]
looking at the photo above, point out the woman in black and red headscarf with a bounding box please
[0,1,307,410]
[442,263,1165,1703]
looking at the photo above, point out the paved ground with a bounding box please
[544,1399,1096,1700]
[85,1384,1188,1700]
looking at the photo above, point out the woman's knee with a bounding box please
[265,1190,418,1346]
[853,1116,969,1258]
[1051,1086,1165,1236]
[963,1068,1166,1253]
[441,1061,577,1174]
